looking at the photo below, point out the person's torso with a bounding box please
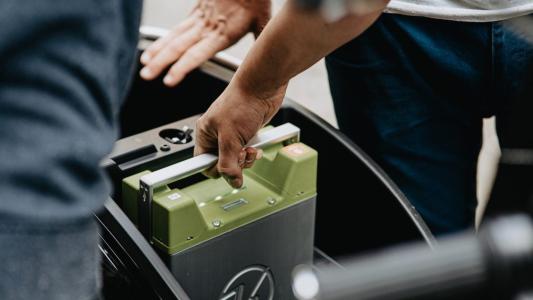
[386,0,533,22]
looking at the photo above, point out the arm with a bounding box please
[235,0,388,100]
[195,0,390,188]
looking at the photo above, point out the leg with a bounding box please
[494,17,533,149]
[486,16,533,216]
[326,14,490,235]
[0,1,141,298]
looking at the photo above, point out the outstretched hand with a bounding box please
[139,0,270,86]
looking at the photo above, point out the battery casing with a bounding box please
[123,140,318,299]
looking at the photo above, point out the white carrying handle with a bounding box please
[140,123,300,189]
[137,123,300,241]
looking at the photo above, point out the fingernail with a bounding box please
[223,174,242,188]
[230,178,242,188]
[238,151,246,165]
[140,53,151,64]
[256,149,263,160]
[163,75,174,85]
[140,67,152,79]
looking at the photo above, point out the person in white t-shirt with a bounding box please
[139,0,533,235]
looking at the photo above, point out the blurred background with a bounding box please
[140,0,501,224]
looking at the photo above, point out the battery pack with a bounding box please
[122,126,317,299]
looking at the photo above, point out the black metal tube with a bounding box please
[294,215,533,300]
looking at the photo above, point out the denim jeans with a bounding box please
[0,1,142,299]
[326,14,533,235]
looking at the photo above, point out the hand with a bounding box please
[194,82,286,188]
[139,0,271,87]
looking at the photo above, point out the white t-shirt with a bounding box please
[386,0,533,22]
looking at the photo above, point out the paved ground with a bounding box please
[141,0,500,224]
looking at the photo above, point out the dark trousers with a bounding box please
[0,1,142,299]
[326,14,533,235]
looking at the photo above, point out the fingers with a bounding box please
[194,119,263,188]
[203,164,220,179]
[241,147,262,169]
[201,147,262,180]
[237,149,247,167]
[193,120,220,179]
[140,15,197,65]
[217,130,245,188]
[140,22,204,81]
[198,0,215,22]
[161,26,228,87]
[220,146,263,187]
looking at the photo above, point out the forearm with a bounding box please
[233,0,389,99]
[194,0,390,188]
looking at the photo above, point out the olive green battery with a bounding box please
[122,126,317,300]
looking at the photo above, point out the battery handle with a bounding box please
[138,123,301,241]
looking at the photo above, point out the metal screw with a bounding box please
[267,197,276,205]
[212,219,222,228]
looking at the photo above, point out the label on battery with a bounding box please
[282,143,311,157]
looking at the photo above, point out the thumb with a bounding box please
[217,130,245,188]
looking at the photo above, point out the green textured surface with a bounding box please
[122,141,317,255]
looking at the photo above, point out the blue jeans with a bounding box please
[326,14,533,235]
[0,1,142,299]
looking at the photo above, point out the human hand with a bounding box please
[139,0,271,87]
[194,81,286,188]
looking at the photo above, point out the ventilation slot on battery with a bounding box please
[168,173,208,190]
[111,144,158,165]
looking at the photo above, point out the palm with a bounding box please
[140,0,270,86]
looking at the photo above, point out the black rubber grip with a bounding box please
[312,215,533,300]
[317,235,487,300]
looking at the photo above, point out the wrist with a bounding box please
[232,68,287,103]
[226,75,286,123]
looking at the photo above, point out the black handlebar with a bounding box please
[294,215,533,300]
